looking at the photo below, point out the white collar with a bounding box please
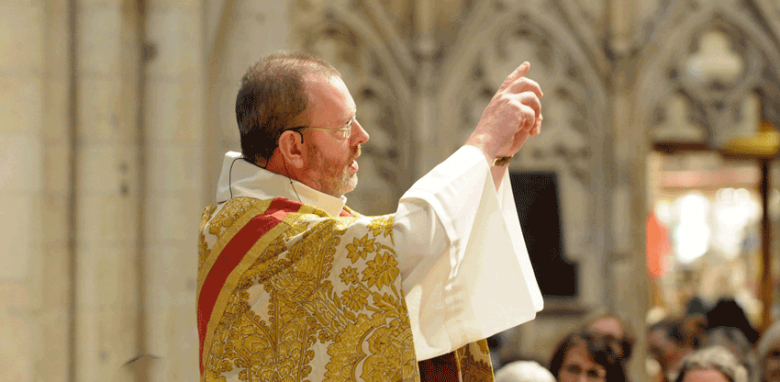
[215,151,348,217]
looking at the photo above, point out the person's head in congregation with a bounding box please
[648,315,707,380]
[704,326,754,377]
[549,331,626,382]
[582,311,635,364]
[756,322,780,382]
[672,346,747,382]
[496,360,556,382]
[706,298,759,345]
[236,51,369,197]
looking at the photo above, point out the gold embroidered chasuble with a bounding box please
[197,196,494,382]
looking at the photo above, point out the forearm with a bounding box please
[465,134,503,166]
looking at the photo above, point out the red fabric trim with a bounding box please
[419,352,461,382]
[339,208,353,217]
[198,197,302,374]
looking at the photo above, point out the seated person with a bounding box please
[549,331,626,382]
[672,346,747,382]
[648,315,707,381]
[582,311,635,365]
[704,326,754,377]
[496,360,556,382]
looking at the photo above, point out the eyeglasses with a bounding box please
[288,118,354,142]
[767,349,780,362]
[289,125,351,139]
[562,364,606,381]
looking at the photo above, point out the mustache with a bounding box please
[350,145,361,160]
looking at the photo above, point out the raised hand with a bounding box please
[466,62,543,161]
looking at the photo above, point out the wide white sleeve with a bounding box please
[393,145,543,361]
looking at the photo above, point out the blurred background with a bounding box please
[3,0,780,380]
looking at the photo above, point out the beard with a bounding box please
[307,143,361,197]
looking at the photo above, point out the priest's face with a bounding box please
[299,74,369,197]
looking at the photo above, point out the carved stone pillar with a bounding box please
[608,0,649,379]
[0,0,71,380]
[142,0,208,380]
[72,0,144,379]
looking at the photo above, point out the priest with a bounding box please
[197,51,545,382]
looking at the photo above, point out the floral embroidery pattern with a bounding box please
[367,215,394,241]
[198,205,217,272]
[456,339,495,382]
[339,267,359,285]
[200,205,418,382]
[363,251,399,289]
[207,197,259,238]
[342,286,369,311]
[346,234,376,263]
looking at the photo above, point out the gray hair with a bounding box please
[706,327,754,374]
[495,361,556,382]
[674,346,748,382]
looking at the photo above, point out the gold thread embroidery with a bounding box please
[456,340,495,382]
[200,204,418,382]
[198,198,272,295]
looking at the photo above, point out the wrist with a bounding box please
[465,133,502,159]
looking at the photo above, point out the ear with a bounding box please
[277,130,306,168]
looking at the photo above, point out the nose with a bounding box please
[352,119,369,145]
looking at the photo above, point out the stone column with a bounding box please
[38,0,77,380]
[142,0,206,380]
[609,0,648,380]
[413,0,436,178]
[72,0,143,379]
[0,0,50,380]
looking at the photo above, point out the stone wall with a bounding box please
[1,0,70,380]
[4,0,780,381]
[0,0,288,380]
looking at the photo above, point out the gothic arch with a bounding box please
[437,3,610,164]
[438,3,608,116]
[292,5,414,102]
[636,0,780,143]
[438,0,610,84]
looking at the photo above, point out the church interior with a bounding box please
[3,0,780,380]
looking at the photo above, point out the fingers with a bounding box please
[518,103,537,130]
[470,61,543,157]
[506,77,543,98]
[530,114,543,136]
[498,62,530,92]
[501,92,541,132]
[517,91,542,120]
